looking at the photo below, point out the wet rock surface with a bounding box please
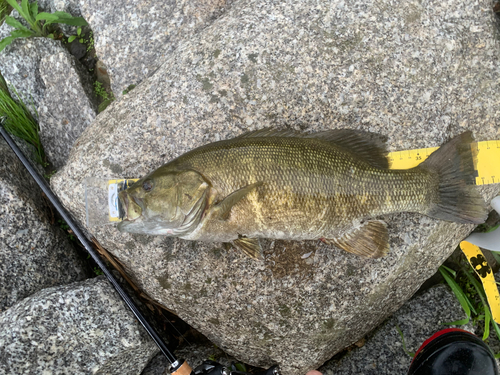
[0,276,159,374]
[51,0,500,373]
[0,138,88,312]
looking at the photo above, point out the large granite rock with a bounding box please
[319,284,478,374]
[0,276,159,374]
[0,138,88,312]
[38,51,97,169]
[0,36,61,116]
[51,0,500,373]
[80,0,231,96]
[0,22,97,169]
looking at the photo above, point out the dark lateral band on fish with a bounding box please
[117,129,487,259]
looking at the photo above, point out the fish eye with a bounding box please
[142,180,153,192]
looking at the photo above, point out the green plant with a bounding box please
[0,74,46,165]
[93,81,109,100]
[94,81,115,112]
[67,26,83,43]
[93,267,103,276]
[0,0,87,52]
[86,31,93,51]
[57,219,75,241]
[439,262,500,358]
[122,84,136,95]
[44,170,56,180]
[0,0,9,23]
[395,324,415,357]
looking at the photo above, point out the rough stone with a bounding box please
[51,0,500,374]
[0,36,63,117]
[0,276,159,374]
[80,0,232,96]
[38,51,97,169]
[0,138,88,312]
[319,284,478,374]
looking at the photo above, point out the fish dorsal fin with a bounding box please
[305,129,389,169]
[325,220,389,258]
[236,128,389,169]
[212,182,263,220]
[235,128,301,138]
[233,237,263,259]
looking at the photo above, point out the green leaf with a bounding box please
[440,265,457,277]
[493,319,500,341]
[54,16,88,27]
[10,29,34,38]
[486,224,499,233]
[0,36,16,53]
[77,27,81,36]
[395,324,415,357]
[4,16,30,32]
[35,12,59,22]
[439,266,471,325]
[484,306,491,341]
[47,33,54,39]
[67,35,76,43]
[234,363,247,373]
[21,0,32,22]
[30,2,38,19]
[5,0,22,15]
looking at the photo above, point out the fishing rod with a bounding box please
[0,120,279,375]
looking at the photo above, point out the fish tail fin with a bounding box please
[421,131,487,224]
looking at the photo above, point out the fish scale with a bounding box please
[166,137,435,239]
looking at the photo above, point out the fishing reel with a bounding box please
[170,359,280,375]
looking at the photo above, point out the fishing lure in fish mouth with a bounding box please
[117,128,487,260]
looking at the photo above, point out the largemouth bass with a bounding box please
[117,129,487,259]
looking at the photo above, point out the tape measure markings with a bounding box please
[388,141,500,186]
[460,241,500,325]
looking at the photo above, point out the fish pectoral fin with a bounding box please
[326,220,389,258]
[212,182,263,220]
[233,237,263,260]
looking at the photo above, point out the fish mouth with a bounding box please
[119,191,142,222]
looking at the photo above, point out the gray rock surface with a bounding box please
[0,138,88,312]
[80,0,231,96]
[319,284,477,374]
[0,276,159,374]
[38,51,97,169]
[51,0,500,374]
[0,36,62,117]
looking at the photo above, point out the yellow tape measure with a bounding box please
[460,241,500,324]
[388,140,500,186]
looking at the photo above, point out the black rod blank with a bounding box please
[0,123,177,365]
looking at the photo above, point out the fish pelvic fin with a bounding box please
[211,181,263,220]
[420,131,487,224]
[325,220,389,258]
[233,237,263,260]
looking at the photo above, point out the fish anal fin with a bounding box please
[212,182,263,220]
[233,237,263,260]
[325,220,389,258]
